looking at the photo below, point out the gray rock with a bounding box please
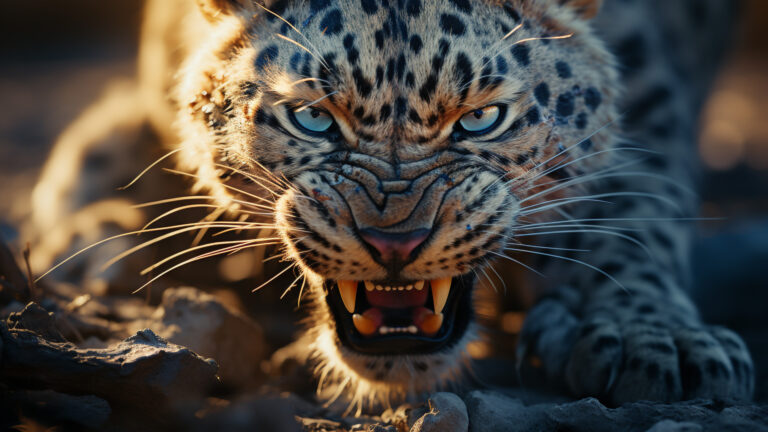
[0,323,218,426]
[8,389,111,429]
[140,286,267,390]
[7,302,66,342]
[464,390,768,432]
[645,420,702,432]
[410,393,469,432]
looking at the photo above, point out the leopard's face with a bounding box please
[180,0,619,410]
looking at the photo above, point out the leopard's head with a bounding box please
[177,0,618,412]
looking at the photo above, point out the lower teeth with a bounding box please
[379,325,418,335]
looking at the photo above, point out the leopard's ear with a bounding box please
[558,0,602,19]
[196,0,256,21]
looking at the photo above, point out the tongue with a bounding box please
[365,288,429,309]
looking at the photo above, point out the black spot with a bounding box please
[440,14,466,36]
[319,9,343,35]
[352,67,372,97]
[555,61,572,79]
[289,52,302,72]
[526,107,540,125]
[496,56,509,75]
[511,44,530,66]
[386,57,395,81]
[410,35,423,54]
[579,138,593,150]
[408,109,422,125]
[534,82,550,106]
[406,0,422,17]
[419,74,437,102]
[405,72,415,88]
[353,107,365,119]
[375,66,384,87]
[380,104,392,121]
[556,93,575,118]
[629,357,644,370]
[300,156,312,165]
[584,87,602,111]
[395,97,408,119]
[347,48,359,63]
[503,4,520,21]
[575,112,588,129]
[427,113,439,126]
[360,0,378,15]
[414,361,429,371]
[283,156,294,165]
[255,45,279,69]
[450,0,472,13]
[375,30,385,49]
[396,54,406,81]
[343,34,355,49]
[310,0,330,12]
[455,52,473,100]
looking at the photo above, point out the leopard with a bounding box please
[28,0,755,414]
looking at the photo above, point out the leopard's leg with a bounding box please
[518,0,754,404]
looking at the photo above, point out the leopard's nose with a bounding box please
[359,228,430,265]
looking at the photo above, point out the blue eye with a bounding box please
[291,107,334,133]
[458,105,502,133]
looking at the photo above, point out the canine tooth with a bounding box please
[353,313,378,335]
[414,281,425,291]
[365,281,375,291]
[431,277,451,313]
[338,280,357,313]
[420,312,444,335]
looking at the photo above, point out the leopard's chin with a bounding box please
[325,273,475,355]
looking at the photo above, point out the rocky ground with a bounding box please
[1,236,767,432]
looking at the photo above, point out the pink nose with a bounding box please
[359,228,430,264]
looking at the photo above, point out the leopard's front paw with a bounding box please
[518,294,755,404]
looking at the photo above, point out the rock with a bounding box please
[464,391,549,432]
[645,420,702,432]
[7,302,66,342]
[0,324,218,427]
[410,393,469,432]
[463,390,768,432]
[140,287,267,390]
[8,389,111,429]
[297,416,345,431]
[193,395,307,432]
[0,236,29,303]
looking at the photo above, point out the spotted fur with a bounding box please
[30,0,754,413]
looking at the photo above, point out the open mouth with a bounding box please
[325,274,475,355]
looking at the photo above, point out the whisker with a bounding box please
[118,148,182,190]
[504,247,625,292]
[252,262,298,292]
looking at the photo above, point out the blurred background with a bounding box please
[0,0,767,411]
